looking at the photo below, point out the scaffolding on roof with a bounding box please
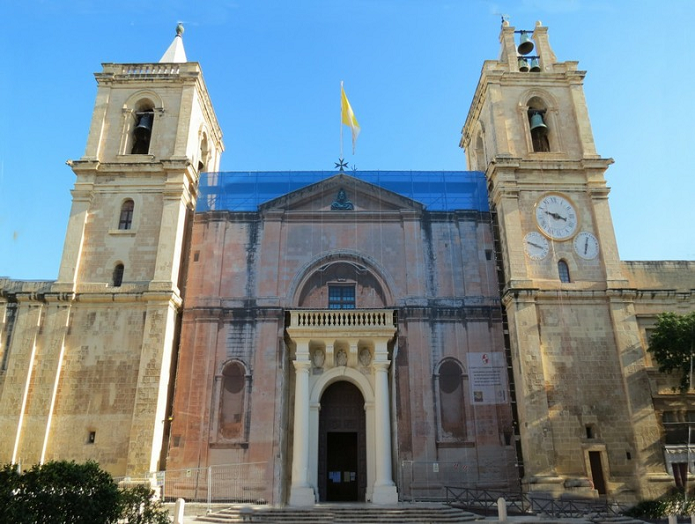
[196,171,489,213]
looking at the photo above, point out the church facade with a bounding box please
[0,23,693,505]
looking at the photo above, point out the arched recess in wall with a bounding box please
[212,359,251,444]
[288,250,396,309]
[121,91,164,156]
[519,90,559,153]
[434,358,469,442]
[197,125,211,172]
[470,124,487,172]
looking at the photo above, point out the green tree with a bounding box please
[648,312,695,392]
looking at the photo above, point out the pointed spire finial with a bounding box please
[160,23,188,63]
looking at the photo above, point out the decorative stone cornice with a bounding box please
[501,287,633,306]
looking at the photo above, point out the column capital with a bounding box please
[372,360,391,372]
[293,360,311,372]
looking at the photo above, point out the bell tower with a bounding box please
[31,25,225,476]
[461,21,656,498]
[56,23,223,294]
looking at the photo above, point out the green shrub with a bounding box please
[0,463,24,523]
[118,483,171,524]
[0,460,120,523]
[0,461,170,523]
[626,490,695,518]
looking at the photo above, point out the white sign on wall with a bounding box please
[467,352,508,405]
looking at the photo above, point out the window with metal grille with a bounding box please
[118,200,134,230]
[558,260,571,283]
[328,285,355,309]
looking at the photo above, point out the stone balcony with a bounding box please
[286,309,397,364]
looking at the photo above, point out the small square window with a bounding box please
[328,285,356,309]
[88,431,96,444]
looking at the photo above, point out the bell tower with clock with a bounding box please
[461,21,658,499]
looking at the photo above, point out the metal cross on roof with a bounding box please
[334,158,349,171]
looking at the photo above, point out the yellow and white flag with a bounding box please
[341,82,360,154]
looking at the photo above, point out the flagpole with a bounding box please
[340,81,344,162]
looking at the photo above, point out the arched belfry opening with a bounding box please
[131,106,154,154]
[526,96,551,153]
[318,381,367,502]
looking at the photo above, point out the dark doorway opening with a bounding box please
[326,432,358,501]
[589,451,607,495]
[318,381,366,502]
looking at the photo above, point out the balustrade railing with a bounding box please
[102,63,188,77]
[121,64,180,75]
[288,309,396,329]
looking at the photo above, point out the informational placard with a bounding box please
[467,352,508,405]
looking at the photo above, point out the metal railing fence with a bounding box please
[114,462,270,512]
[444,486,629,519]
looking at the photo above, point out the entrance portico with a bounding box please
[287,309,398,506]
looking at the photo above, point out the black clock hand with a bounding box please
[545,210,567,222]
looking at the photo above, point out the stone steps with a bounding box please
[194,503,480,523]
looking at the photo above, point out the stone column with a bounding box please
[372,360,398,504]
[289,358,314,506]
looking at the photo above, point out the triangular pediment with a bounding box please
[259,173,424,213]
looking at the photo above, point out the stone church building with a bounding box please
[0,22,693,505]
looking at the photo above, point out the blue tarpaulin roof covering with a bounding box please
[196,171,489,213]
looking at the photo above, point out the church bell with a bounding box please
[529,112,548,133]
[529,58,541,72]
[134,112,153,140]
[517,31,534,55]
[518,58,529,72]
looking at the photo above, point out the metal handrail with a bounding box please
[444,486,628,518]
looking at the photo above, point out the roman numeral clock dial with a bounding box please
[534,193,579,241]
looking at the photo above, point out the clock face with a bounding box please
[573,231,599,260]
[524,231,550,260]
[535,193,579,240]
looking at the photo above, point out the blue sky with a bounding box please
[1,0,694,280]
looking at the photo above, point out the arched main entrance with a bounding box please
[318,381,366,501]
[286,309,399,506]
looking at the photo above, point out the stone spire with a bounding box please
[159,23,187,63]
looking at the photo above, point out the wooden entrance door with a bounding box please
[318,381,366,501]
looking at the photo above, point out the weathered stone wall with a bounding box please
[167,178,515,502]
